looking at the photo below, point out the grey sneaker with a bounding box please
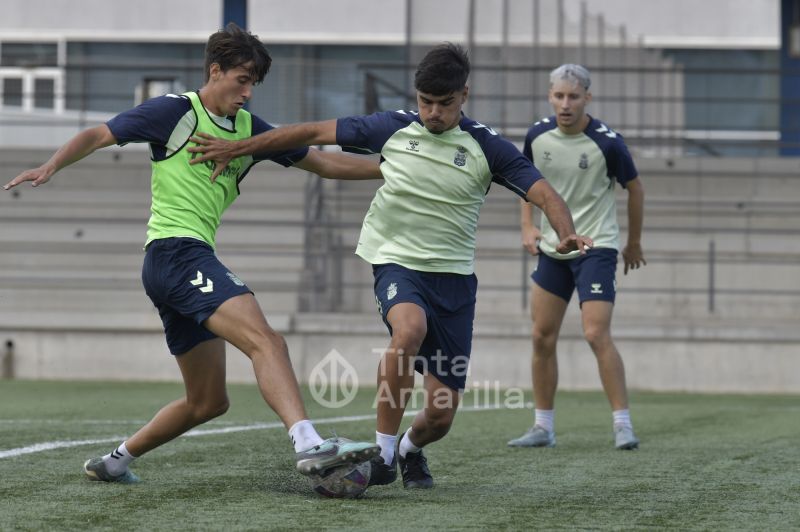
[507,425,556,448]
[83,457,140,484]
[614,425,640,450]
[295,437,380,476]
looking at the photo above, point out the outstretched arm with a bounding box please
[187,120,338,181]
[4,125,117,190]
[293,148,382,180]
[621,177,646,274]
[525,179,593,255]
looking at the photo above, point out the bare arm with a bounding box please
[293,148,383,180]
[621,176,646,274]
[525,179,593,255]
[519,199,542,256]
[187,120,339,181]
[4,125,117,190]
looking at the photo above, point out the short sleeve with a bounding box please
[336,111,414,154]
[466,122,542,199]
[522,128,534,162]
[106,94,191,146]
[606,139,638,187]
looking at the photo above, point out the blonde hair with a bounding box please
[549,64,591,90]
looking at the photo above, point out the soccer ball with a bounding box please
[308,460,371,498]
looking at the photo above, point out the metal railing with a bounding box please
[0,59,795,155]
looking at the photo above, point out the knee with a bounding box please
[424,410,455,437]
[211,397,231,418]
[192,396,230,423]
[532,327,557,355]
[583,326,612,351]
[391,322,427,354]
[246,329,288,361]
[265,330,288,353]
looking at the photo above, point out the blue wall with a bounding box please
[780,0,800,155]
[223,0,247,29]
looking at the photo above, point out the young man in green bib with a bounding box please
[4,23,380,484]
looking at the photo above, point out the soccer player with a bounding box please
[186,43,593,489]
[507,64,645,451]
[3,23,380,484]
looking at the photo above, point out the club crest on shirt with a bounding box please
[387,282,398,300]
[454,146,467,167]
[406,140,420,152]
[579,153,589,169]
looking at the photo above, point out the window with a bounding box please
[1,42,58,67]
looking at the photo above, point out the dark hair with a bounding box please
[204,23,272,83]
[414,43,470,95]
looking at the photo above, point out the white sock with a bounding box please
[613,409,632,429]
[397,428,421,459]
[534,409,555,433]
[376,431,397,464]
[288,420,324,452]
[103,442,136,476]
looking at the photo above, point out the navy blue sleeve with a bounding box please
[585,118,638,188]
[465,119,542,199]
[250,115,309,167]
[488,139,543,199]
[522,127,535,162]
[606,137,638,188]
[336,111,414,154]
[106,94,190,146]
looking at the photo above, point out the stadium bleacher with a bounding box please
[1,148,798,391]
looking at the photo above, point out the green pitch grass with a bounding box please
[0,380,798,531]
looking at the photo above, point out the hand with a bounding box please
[4,166,55,190]
[555,234,593,255]
[521,225,542,256]
[187,132,235,182]
[622,242,647,275]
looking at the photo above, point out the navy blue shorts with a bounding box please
[532,248,618,305]
[142,237,253,355]
[373,263,477,391]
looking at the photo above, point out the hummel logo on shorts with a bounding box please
[190,270,214,293]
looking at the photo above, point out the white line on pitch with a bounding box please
[0,405,507,460]
[0,419,250,426]
[0,419,151,425]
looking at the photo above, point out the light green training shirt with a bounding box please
[523,115,639,260]
[337,111,541,274]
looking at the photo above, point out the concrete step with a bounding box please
[472,225,800,254]
[474,288,798,321]
[0,285,299,314]
[0,219,306,246]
